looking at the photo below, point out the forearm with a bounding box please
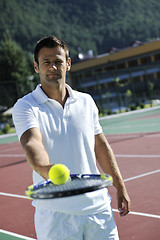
[23,139,52,179]
[20,128,52,180]
[95,133,131,216]
[95,133,125,189]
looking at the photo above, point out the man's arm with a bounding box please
[20,127,52,180]
[95,132,131,216]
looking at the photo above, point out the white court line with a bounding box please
[115,154,160,158]
[0,154,25,157]
[1,154,159,158]
[1,147,19,154]
[112,209,160,219]
[124,169,160,182]
[100,106,160,120]
[1,169,159,199]
[104,122,160,130]
[0,192,160,219]
[109,133,160,138]
[0,133,17,139]
[0,229,36,240]
[0,192,28,199]
[0,146,20,153]
[1,153,159,158]
[0,169,160,219]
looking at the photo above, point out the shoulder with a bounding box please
[13,84,43,112]
[13,92,34,112]
[72,89,94,103]
[66,84,92,101]
[74,90,97,108]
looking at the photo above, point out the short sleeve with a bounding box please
[91,97,103,135]
[12,99,39,140]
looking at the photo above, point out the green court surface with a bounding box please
[100,106,160,135]
[0,133,18,144]
[0,230,36,240]
[0,106,160,145]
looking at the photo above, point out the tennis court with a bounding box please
[0,106,160,240]
[100,105,160,134]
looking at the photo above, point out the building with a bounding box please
[69,39,160,113]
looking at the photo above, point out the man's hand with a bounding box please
[117,188,131,216]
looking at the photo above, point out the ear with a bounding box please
[66,58,71,71]
[34,61,39,73]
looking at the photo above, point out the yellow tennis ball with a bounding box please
[49,164,70,185]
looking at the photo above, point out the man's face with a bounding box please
[34,46,71,87]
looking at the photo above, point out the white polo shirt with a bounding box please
[13,84,111,215]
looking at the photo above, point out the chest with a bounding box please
[35,100,94,138]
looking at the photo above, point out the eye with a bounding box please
[44,60,50,65]
[55,59,63,65]
[42,59,51,65]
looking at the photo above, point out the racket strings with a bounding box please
[36,179,104,194]
[26,174,113,199]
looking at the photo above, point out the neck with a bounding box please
[41,83,68,107]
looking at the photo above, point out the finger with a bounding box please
[117,194,123,210]
[119,206,129,216]
[119,199,131,216]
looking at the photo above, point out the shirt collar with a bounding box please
[65,84,78,102]
[32,84,49,104]
[32,84,78,105]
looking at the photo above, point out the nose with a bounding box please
[49,62,57,70]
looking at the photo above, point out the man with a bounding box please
[13,36,130,240]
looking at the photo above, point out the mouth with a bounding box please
[47,73,60,77]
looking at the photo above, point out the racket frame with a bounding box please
[26,174,113,199]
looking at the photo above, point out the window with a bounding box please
[128,59,138,68]
[140,56,151,65]
[116,62,126,69]
[154,53,160,61]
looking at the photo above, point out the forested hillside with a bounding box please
[0,0,160,58]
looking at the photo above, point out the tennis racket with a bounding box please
[26,174,113,199]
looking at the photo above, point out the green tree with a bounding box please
[125,89,132,105]
[0,35,31,107]
[114,77,122,111]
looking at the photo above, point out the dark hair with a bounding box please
[34,36,69,64]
